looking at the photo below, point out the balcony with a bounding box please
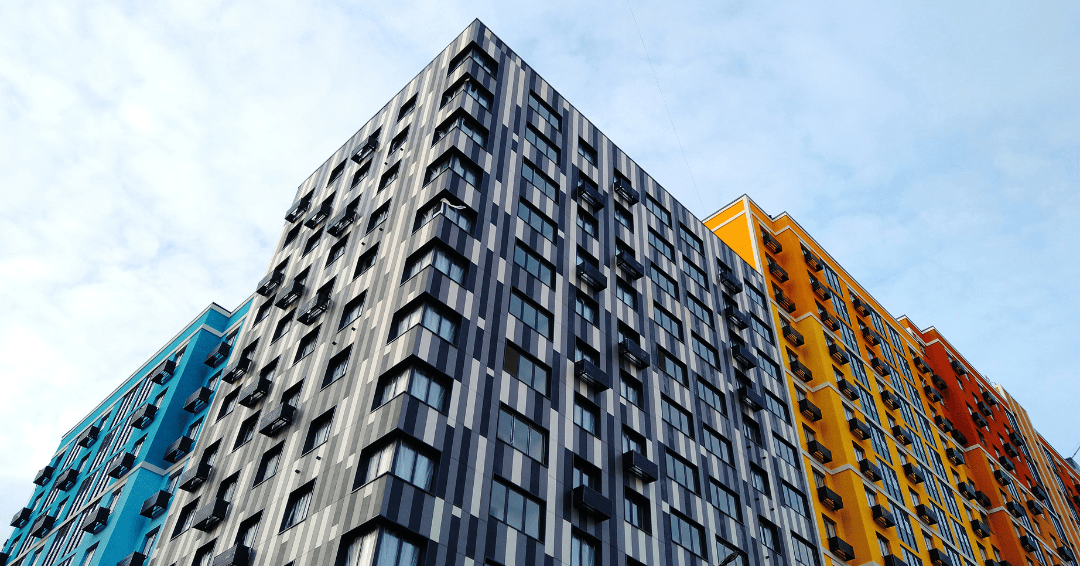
[576,261,607,291]
[924,385,942,404]
[274,280,305,309]
[774,288,796,313]
[574,359,611,391]
[184,387,213,413]
[204,342,232,368]
[860,459,882,482]
[1058,546,1075,563]
[297,291,332,325]
[971,413,988,429]
[821,312,841,331]
[718,269,743,294]
[571,485,612,521]
[836,378,859,400]
[238,376,272,408]
[140,490,172,519]
[883,556,906,566]
[928,548,952,566]
[851,296,871,316]
[29,514,54,538]
[54,468,78,491]
[725,305,751,330]
[10,508,31,528]
[807,440,832,464]
[164,436,194,463]
[212,544,251,566]
[33,465,55,486]
[1003,442,1019,458]
[817,486,843,510]
[1020,535,1037,553]
[575,180,606,210]
[222,357,253,384]
[1027,499,1044,516]
[975,490,992,508]
[802,248,824,272]
[623,450,659,483]
[983,390,999,406]
[128,403,157,429]
[790,358,812,382]
[862,326,880,345]
[258,404,297,437]
[107,452,136,478]
[828,536,855,562]
[892,426,913,446]
[977,401,992,416]
[739,387,766,412]
[829,343,849,365]
[1032,485,1048,502]
[284,199,310,222]
[76,425,100,447]
[615,251,644,280]
[351,138,378,164]
[613,179,639,205]
[915,504,937,524]
[811,279,832,301]
[81,506,109,533]
[618,339,650,369]
[951,359,968,375]
[994,469,1012,486]
[945,447,965,466]
[958,482,975,500]
[256,271,284,297]
[117,552,147,566]
[870,357,890,377]
[149,359,177,385]
[192,498,230,532]
[971,518,991,538]
[731,343,758,368]
[1006,501,1026,518]
[761,230,783,254]
[999,455,1015,472]
[767,257,788,282]
[872,504,895,528]
[879,389,900,410]
[931,374,948,390]
[934,415,954,433]
[781,323,804,346]
[799,399,823,422]
[326,209,357,237]
[913,356,930,373]
[903,462,925,483]
[849,417,871,440]
[953,429,968,446]
[1009,431,1025,448]
[178,461,213,493]
[303,200,332,228]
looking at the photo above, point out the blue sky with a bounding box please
[0,0,1076,539]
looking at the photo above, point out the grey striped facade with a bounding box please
[147,20,825,566]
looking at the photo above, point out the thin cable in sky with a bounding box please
[624,0,706,211]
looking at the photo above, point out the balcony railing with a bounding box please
[574,359,610,391]
[33,465,55,486]
[836,378,858,400]
[128,403,158,429]
[915,504,937,524]
[913,356,930,373]
[178,461,213,493]
[807,440,832,463]
[1020,536,1037,553]
[165,436,194,463]
[80,506,109,534]
[924,385,942,404]
[971,518,991,538]
[945,447,965,466]
[576,261,607,291]
[861,326,880,345]
[258,404,297,437]
[848,417,871,440]
[774,288,796,313]
[799,399,822,422]
[107,452,136,479]
[204,342,232,368]
[618,339,650,369]
[303,200,333,228]
[984,390,1000,406]
[851,296,871,316]
[894,427,914,447]
[817,486,843,510]
[761,230,782,254]
[725,305,751,330]
[975,490,992,508]
[615,251,644,280]
[184,387,213,413]
[731,344,758,368]
[928,548,951,566]
[1006,501,1026,518]
[782,323,804,346]
[76,425,100,447]
[117,552,147,566]
[811,280,832,301]
[999,455,1015,472]
[623,450,658,483]
[958,482,975,500]
[256,271,284,297]
[821,312,841,331]
[1009,431,1024,447]
[274,280,305,309]
[951,359,968,375]
[575,180,606,210]
[718,270,742,294]
[571,485,612,521]
[931,374,948,391]
[613,179,639,205]
[140,490,172,519]
[149,359,177,384]
[933,415,954,433]
[790,359,812,382]
[802,247,824,271]
[29,514,55,538]
[766,257,788,282]
[860,459,882,482]
[870,357,890,376]
[54,469,78,491]
[828,536,855,562]
[739,387,766,412]
[880,389,900,410]
[284,200,310,223]
[1003,442,1019,458]
[297,291,331,325]
[872,504,895,528]
[10,508,31,528]
[828,343,849,365]
[222,357,252,384]
[326,209,357,238]
[972,412,988,429]
[995,469,1012,486]
[192,498,230,532]
[239,376,272,408]
[976,401,992,416]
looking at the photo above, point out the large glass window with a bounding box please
[490,478,544,539]
[653,304,683,339]
[424,151,481,187]
[342,528,421,566]
[496,408,547,462]
[363,440,436,490]
[669,513,704,556]
[509,292,552,338]
[521,159,558,201]
[391,301,458,343]
[528,93,560,129]
[525,126,560,164]
[503,345,549,395]
[279,482,315,531]
[404,246,467,284]
[662,398,694,439]
[710,481,740,519]
[645,195,671,227]
[374,365,449,411]
[516,201,556,241]
[513,243,554,286]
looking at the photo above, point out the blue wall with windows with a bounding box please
[2,300,251,566]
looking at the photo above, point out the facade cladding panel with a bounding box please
[142,20,819,566]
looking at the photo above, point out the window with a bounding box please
[648,229,674,260]
[253,443,284,486]
[321,346,352,387]
[717,540,746,566]
[781,483,809,516]
[404,245,467,284]
[362,439,436,490]
[233,412,259,450]
[658,350,688,385]
[614,203,633,231]
[528,93,560,129]
[710,481,740,519]
[649,266,679,297]
[397,95,417,121]
[759,355,781,381]
[774,435,799,468]
[750,465,770,495]
[684,262,708,290]
[326,235,349,266]
[303,408,335,453]
[577,139,597,166]
[279,481,315,531]
[574,397,599,435]
[662,397,694,438]
[575,293,598,325]
[302,229,323,256]
[516,201,555,241]
[792,535,819,566]
[350,161,371,187]
[750,315,772,340]
[490,478,544,539]
[573,458,600,488]
[272,313,293,342]
[574,340,600,365]
[759,519,781,552]
[433,110,487,146]
[703,428,734,464]
[217,390,239,421]
[424,150,481,186]
[367,202,391,232]
[686,295,713,325]
[294,326,320,364]
[625,490,651,532]
[669,513,704,556]
[341,527,422,566]
[765,392,791,424]
[521,159,558,201]
[391,300,458,343]
[449,42,497,76]
[744,417,762,445]
[509,292,552,338]
[746,283,766,310]
[193,541,215,566]
[615,279,637,308]
[679,224,705,254]
[621,374,643,407]
[282,224,301,249]
[374,364,449,411]
[172,499,200,537]
[692,334,719,367]
[513,243,554,286]
[503,344,549,395]
[496,408,547,462]
[441,76,494,110]
[696,380,726,415]
[653,304,683,339]
[645,195,671,226]
[236,513,261,547]
[354,244,378,278]
[254,300,272,324]
[525,126,559,164]
[338,293,366,330]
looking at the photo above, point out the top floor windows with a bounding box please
[645,195,671,227]
[679,224,705,255]
[449,42,498,77]
[577,139,597,166]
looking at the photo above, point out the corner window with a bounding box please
[340,527,423,566]
[361,439,437,491]
[403,244,467,285]
[390,300,459,343]
[374,364,450,411]
[424,150,481,187]
[414,196,475,233]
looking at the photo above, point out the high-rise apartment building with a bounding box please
[706,195,1080,566]
[2,302,251,566]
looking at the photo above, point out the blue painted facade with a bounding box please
[2,300,252,566]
